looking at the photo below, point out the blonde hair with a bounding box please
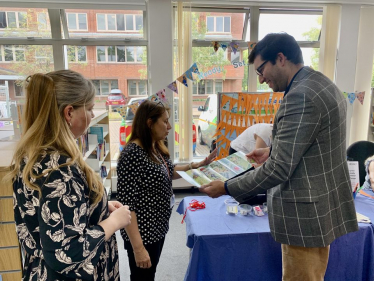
[5,70,103,204]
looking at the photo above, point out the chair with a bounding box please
[346,141,374,186]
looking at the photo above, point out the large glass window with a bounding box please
[128,80,147,96]
[67,46,87,62]
[0,8,51,38]
[97,13,143,32]
[259,12,322,41]
[92,79,118,95]
[67,13,87,31]
[192,12,244,40]
[96,46,145,63]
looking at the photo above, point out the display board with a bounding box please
[215,92,284,159]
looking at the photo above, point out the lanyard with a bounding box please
[359,190,374,199]
[158,152,171,180]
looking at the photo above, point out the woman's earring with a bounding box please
[69,122,72,127]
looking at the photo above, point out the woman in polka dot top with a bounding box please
[117,100,216,280]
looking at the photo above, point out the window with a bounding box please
[230,51,240,63]
[92,80,118,95]
[37,13,48,30]
[96,46,145,63]
[0,45,25,62]
[206,16,230,33]
[67,46,87,62]
[0,11,27,29]
[97,13,143,31]
[67,13,87,31]
[193,80,223,95]
[35,47,53,64]
[128,80,147,96]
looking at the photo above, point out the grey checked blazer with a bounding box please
[227,67,358,248]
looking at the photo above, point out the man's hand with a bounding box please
[246,147,270,165]
[200,180,226,198]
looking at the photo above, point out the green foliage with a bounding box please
[301,16,322,71]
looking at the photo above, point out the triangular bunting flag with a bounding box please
[348,92,356,105]
[355,91,365,105]
[155,89,167,103]
[230,41,239,54]
[220,42,229,51]
[177,74,188,87]
[167,81,178,94]
[212,41,219,52]
[248,41,257,50]
[190,63,200,74]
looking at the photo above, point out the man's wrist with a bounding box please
[224,181,230,195]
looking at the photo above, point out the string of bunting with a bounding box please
[181,199,206,224]
[342,91,365,105]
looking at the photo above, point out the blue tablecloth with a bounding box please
[176,194,374,281]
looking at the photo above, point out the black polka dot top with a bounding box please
[117,142,174,245]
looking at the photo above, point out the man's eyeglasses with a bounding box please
[255,60,269,76]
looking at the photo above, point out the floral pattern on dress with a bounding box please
[13,151,120,280]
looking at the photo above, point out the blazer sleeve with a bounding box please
[227,90,321,203]
[38,166,107,279]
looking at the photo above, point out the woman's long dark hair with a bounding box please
[127,100,170,162]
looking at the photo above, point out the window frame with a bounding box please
[0,45,25,62]
[67,12,88,31]
[92,79,119,96]
[67,45,87,63]
[206,15,231,34]
[127,79,148,96]
[96,45,144,63]
[96,13,143,32]
[0,11,28,29]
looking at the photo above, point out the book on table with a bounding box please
[177,151,255,187]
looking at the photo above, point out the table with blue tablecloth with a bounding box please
[176,194,374,281]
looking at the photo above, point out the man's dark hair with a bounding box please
[248,33,304,65]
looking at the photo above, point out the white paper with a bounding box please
[347,161,360,191]
[176,171,202,187]
[356,212,371,223]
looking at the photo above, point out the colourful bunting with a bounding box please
[190,62,200,74]
[355,91,365,105]
[167,81,178,94]
[342,91,348,98]
[248,41,257,50]
[348,92,356,104]
[212,41,219,52]
[220,42,229,51]
[156,89,167,103]
[230,41,239,54]
[177,74,188,87]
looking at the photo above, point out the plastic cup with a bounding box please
[225,198,239,215]
[238,204,252,216]
[262,202,268,213]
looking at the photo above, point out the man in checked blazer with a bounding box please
[201,33,358,280]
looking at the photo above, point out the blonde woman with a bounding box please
[6,70,131,280]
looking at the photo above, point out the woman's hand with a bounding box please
[196,147,218,168]
[108,201,123,214]
[109,205,131,229]
[134,245,152,269]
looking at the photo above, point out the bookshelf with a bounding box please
[0,110,112,280]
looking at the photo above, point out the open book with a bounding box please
[177,151,255,187]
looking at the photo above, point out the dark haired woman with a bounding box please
[117,100,216,280]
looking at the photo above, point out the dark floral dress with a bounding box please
[13,150,119,280]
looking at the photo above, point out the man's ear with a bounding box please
[147,118,153,129]
[63,105,74,123]
[277,52,287,66]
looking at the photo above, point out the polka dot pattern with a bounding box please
[117,143,174,245]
